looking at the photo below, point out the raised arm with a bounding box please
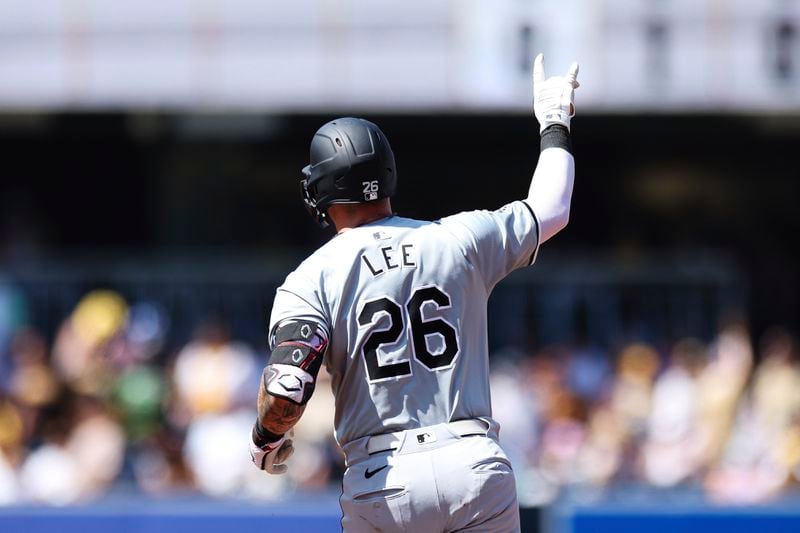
[527,53,579,244]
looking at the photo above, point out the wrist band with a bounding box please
[252,421,284,447]
[540,124,572,153]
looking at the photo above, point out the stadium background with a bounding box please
[1,1,799,531]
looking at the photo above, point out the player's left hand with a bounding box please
[533,53,580,133]
[250,430,295,475]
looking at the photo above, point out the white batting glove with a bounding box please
[250,429,295,475]
[533,53,580,133]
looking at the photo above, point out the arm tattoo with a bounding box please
[257,369,307,435]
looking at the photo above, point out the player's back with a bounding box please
[312,215,492,445]
[271,201,539,445]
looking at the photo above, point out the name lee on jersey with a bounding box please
[361,244,416,277]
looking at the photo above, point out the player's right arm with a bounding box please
[527,53,579,244]
[250,317,328,474]
[250,282,330,475]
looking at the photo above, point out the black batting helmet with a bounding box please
[301,117,397,227]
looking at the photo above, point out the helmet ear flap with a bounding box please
[301,170,329,228]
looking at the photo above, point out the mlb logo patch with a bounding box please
[416,432,436,444]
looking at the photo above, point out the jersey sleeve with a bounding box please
[268,271,330,349]
[441,200,540,289]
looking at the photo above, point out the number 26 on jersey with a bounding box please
[357,286,459,382]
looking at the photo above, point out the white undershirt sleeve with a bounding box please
[526,146,575,243]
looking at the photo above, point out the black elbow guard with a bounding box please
[263,319,328,405]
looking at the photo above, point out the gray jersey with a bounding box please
[269,200,540,445]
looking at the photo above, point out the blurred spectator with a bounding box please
[696,321,753,467]
[0,447,17,504]
[19,441,81,505]
[115,365,165,442]
[752,328,800,434]
[0,281,27,389]
[52,290,128,397]
[641,338,707,487]
[490,358,539,470]
[288,367,338,491]
[704,328,799,503]
[112,302,171,450]
[7,328,61,445]
[610,343,660,439]
[576,403,626,486]
[183,408,268,498]
[0,394,23,462]
[132,428,194,496]
[64,396,126,498]
[170,318,275,499]
[17,393,125,504]
[172,319,257,417]
[565,342,610,403]
[537,391,587,485]
[528,348,590,490]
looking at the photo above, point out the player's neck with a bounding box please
[329,199,393,234]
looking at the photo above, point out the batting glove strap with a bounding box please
[252,421,284,448]
[250,427,295,475]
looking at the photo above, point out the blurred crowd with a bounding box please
[493,321,800,506]
[1,285,799,506]
[0,287,331,504]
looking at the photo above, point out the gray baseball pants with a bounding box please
[339,418,520,532]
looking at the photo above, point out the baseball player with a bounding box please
[250,53,579,532]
